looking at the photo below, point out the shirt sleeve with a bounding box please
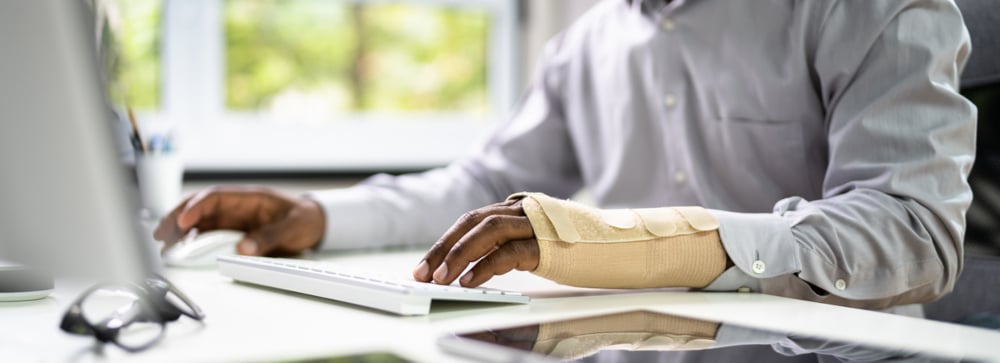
[714,324,918,361]
[710,0,976,309]
[305,34,584,251]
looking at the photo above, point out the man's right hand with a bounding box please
[153,186,326,256]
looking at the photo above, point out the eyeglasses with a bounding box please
[59,275,205,352]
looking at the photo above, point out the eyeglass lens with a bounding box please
[79,287,165,350]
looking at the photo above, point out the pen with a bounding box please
[149,134,166,155]
[127,107,146,153]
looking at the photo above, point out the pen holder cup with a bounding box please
[135,153,183,218]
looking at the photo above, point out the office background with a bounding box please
[101,0,600,173]
[1,1,998,361]
[99,0,999,259]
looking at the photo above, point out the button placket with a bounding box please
[674,170,686,184]
[663,93,677,108]
[660,18,675,31]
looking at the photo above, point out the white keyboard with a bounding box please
[217,255,529,315]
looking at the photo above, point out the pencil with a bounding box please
[127,107,146,152]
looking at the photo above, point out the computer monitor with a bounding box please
[0,0,159,281]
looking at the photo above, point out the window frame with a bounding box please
[157,0,519,172]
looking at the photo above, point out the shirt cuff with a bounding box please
[303,187,381,251]
[702,266,761,292]
[707,210,801,282]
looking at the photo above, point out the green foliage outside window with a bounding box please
[106,0,490,115]
[106,0,162,109]
[225,0,490,113]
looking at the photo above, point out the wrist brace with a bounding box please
[509,192,727,289]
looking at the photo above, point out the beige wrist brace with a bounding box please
[533,311,719,359]
[510,192,727,289]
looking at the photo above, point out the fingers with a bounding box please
[459,239,539,287]
[153,188,223,246]
[413,203,525,282]
[154,186,281,251]
[433,216,535,284]
[175,188,228,231]
[154,194,196,248]
[234,200,325,257]
[236,220,288,256]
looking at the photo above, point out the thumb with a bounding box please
[237,222,287,256]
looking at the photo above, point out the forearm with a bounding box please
[305,164,497,250]
[740,0,977,308]
[712,188,965,310]
[515,192,728,289]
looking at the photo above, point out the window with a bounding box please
[225,1,490,114]
[104,0,162,110]
[110,0,518,171]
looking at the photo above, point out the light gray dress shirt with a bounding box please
[308,0,976,309]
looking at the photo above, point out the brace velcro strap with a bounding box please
[508,192,727,288]
[508,192,719,243]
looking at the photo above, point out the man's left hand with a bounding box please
[412,198,539,287]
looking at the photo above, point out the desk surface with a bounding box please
[3,250,999,362]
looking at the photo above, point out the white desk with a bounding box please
[2,250,999,362]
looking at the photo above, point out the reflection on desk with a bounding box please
[3,251,1000,363]
[445,310,963,362]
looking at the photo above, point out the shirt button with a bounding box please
[835,279,847,290]
[751,260,766,274]
[674,170,686,183]
[663,94,677,108]
[660,18,675,31]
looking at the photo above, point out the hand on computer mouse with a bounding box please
[153,186,326,257]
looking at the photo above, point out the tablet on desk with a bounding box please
[437,310,976,363]
[275,351,413,363]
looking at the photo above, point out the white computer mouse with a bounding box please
[162,229,246,268]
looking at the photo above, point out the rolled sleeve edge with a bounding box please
[709,210,801,280]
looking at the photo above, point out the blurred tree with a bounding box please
[363,3,489,112]
[106,0,161,109]
[224,0,489,114]
[104,0,490,115]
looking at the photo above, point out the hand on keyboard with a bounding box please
[413,198,539,288]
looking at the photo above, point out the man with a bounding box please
[156,0,975,312]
